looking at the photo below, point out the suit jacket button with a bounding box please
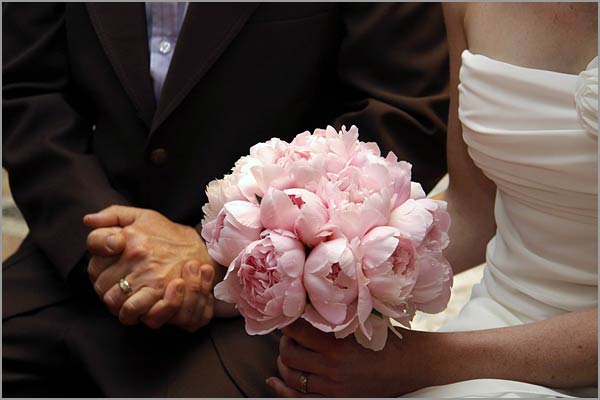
[150,148,168,166]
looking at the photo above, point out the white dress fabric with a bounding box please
[405,51,598,398]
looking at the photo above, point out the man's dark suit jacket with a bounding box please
[3,2,448,396]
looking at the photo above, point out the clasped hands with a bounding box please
[84,205,216,331]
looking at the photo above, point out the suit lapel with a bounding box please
[86,3,156,127]
[150,3,259,134]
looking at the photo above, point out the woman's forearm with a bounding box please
[429,308,598,388]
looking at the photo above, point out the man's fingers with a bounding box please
[86,227,125,256]
[88,255,119,283]
[199,263,215,294]
[83,205,142,228]
[94,262,130,298]
[181,293,214,333]
[140,279,186,329]
[167,262,216,332]
[170,261,205,329]
[118,286,163,325]
[102,274,136,315]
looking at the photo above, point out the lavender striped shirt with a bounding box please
[145,2,188,101]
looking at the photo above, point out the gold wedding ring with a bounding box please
[299,372,309,394]
[118,278,132,294]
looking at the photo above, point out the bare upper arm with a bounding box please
[442,4,496,209]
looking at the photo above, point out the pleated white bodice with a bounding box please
[458,50,598,322]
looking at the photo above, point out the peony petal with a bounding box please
[411,253,453,314]
[295,206,332,247]
[260,189,299,232]
[282,280,307,318]
[224,200,262,230]
[213,258,242,303]
[361,226,399,269]
[268,231,305,278]
[389,199,433,245]
[354,314,390,351]
[304,239,347,274]
[302,303,357,333]
[410,182,426,200]
[245,313,294,335]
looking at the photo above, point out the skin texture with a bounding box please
[268,3,598,396]
[84,206,219,331]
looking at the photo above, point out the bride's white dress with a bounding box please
[405,50,598,398]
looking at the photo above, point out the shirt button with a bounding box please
[159,39,172,54]
[149,148,168,166]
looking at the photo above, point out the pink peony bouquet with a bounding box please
[202,126,452,351]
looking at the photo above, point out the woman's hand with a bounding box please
[267,319,440,397]
[267,308,598,397]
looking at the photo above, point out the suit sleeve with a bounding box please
[334,2,449,192]
[2,3,130,282]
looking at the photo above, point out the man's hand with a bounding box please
[84,205,216,331]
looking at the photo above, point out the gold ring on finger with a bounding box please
[299,372,309,394]
[118,278,132,294]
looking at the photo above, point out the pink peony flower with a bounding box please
[389,198,450,251]
[201,200,262,267]
[302,238,361,332]
[418,199,451,252]
[388,199,434,247]
[201,173,245,223]
[214,230,307,334]
[360,226,418,322]
[202,125,453,351]
[260,188,331,246]
[409,251,453,314]
[328,189,392,240]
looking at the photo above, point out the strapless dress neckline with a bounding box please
[462,49,596,77]
[406,49,598,398]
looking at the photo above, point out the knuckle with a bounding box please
[126,244,147,259]
[103,292,116,307]
[94,282,105,296]
[146,209,160,219]
[145,275,167,291]
[122,225,137,238]
[163,296,178,309]
[121,301,138,316]
[87,264,97,279]
[86,232,95,247]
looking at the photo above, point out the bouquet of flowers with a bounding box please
[201,126,452,350]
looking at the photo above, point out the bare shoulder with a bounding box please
[464,2,597,74]
[442,3,467,18]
